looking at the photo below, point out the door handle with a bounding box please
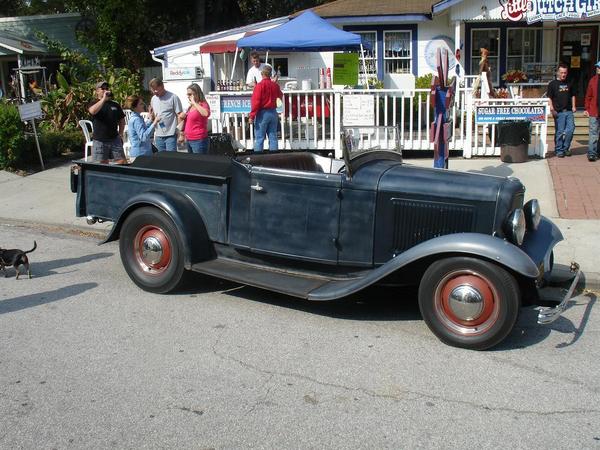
[251,183,265,192]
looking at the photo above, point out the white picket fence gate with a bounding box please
[210,83,550,158]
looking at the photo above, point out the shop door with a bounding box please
[560,26,598,107]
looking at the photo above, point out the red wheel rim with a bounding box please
[133,225,172,275]
[434,270,500,337]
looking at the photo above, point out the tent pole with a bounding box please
[266,50,269,65]
[231,47,239,80]
[360,44,369,90]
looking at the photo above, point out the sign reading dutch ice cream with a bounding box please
[499,0,600,23]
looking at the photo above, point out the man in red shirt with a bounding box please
[584,60,600,162]
[249,66,283,152]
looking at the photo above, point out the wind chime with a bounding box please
[430,48,456,169]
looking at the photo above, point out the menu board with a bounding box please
[342,95,374,126]
[333,53,359,86]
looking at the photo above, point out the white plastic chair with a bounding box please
[123,109,133,124]
[123,126,131,159]
[78,119,93,161]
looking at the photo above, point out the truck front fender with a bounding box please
[102,190,212,269]
[308,233,543,301]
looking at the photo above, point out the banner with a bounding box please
[219,94,283,114]
[475,105,546,124]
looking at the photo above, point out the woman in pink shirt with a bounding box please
[179,83,211,153]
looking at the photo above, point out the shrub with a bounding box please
[0,101,26,169]
[22,129,84,164]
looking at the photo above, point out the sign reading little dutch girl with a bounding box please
[475,105,546,124]
[500,0,600,23]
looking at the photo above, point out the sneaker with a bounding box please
[557,153,565,158]
[588,154,598,162]
[565,149,572,156]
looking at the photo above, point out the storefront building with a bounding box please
[435,0,600,105]
[150,0,599,155]
[0,13,84,100]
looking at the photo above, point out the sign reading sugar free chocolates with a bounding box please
[475,105,546,124]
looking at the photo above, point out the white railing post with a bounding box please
[334,91,342,158]
[465,94,473,158]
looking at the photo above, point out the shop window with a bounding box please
[507,28,541,72]
[355,31,377,83]
[471,28,499,85]
[384,31,411,74]
[266,57,289,77]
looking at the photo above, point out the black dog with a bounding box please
[0,241,37,279]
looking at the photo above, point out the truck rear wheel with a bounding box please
[418,257,520,350]
[120,207,186,293]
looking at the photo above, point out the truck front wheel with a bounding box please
[120,207,186,293]
[418,257,520,350]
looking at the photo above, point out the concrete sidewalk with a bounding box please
[0,157,598,289]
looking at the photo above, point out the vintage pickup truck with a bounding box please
[71,147,579,350]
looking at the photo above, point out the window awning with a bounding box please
[199,30,261,54]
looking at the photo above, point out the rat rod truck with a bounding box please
[71,149,579,350]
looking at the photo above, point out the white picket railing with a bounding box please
[209,85,550,158]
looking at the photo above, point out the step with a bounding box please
[191,257,359,299]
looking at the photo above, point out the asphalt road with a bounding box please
[1,224,599,449]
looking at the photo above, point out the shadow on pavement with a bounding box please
[465,163,514,177]
[173,273,595,350]
[176,273,423,322]
[19,252,114,279]
[0,282,98,315]
[496,290,595,350]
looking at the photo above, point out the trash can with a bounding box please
[497,120,531,163]
[208,133,236,157]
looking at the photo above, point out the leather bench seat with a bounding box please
[237,152,323,172]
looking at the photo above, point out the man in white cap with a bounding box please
[584,60,600,162]
[87,81,126,164]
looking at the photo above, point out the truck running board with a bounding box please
[191,258,363,300]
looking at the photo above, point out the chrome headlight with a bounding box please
[523,199,541,230]
[504,209,526,246]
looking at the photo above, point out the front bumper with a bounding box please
[537,262,581,324]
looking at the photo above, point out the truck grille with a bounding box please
[391,198,475,252]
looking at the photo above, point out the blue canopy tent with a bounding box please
[234,10,371,87]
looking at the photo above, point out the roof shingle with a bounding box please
[308,0,438,17]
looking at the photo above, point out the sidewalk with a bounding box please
[546,137,600,219]
[0,155,598,290]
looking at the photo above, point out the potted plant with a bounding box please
[502,69,528,83]
[502,70,528,97]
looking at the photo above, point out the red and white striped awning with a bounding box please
[199,30,262,54]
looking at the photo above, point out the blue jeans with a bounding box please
[155,135,177,152]
[554,111,575,156]
[588,116,599,158]
[187,138,209,154]
[254,108,278,152]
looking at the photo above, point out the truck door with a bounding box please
[249,168,341,263]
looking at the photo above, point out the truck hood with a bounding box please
[349,160,524,203]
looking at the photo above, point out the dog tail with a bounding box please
[24,241,37,254]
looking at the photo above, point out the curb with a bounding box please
[0,217,108,241]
